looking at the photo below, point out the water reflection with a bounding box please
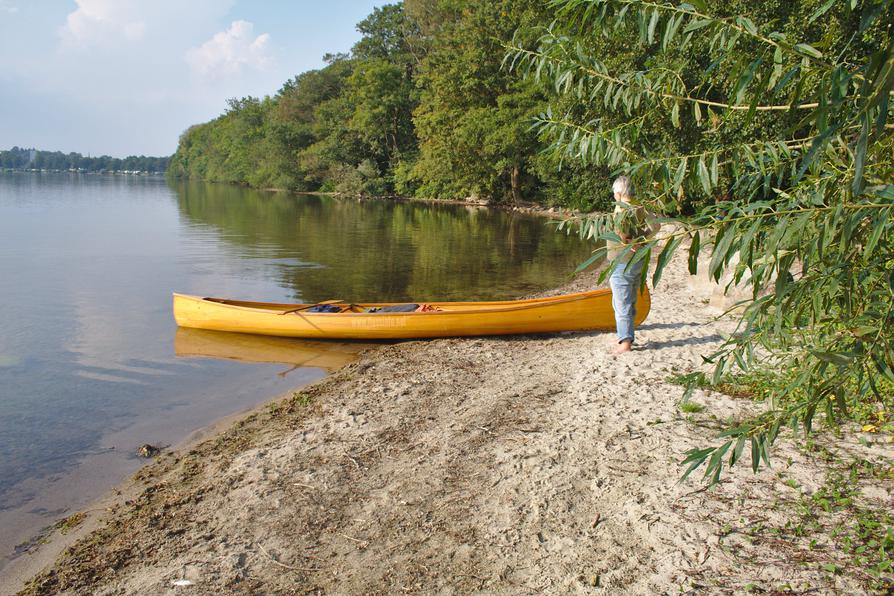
[174,328,371,373]
[172,180,593,302]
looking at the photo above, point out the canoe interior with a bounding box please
[200,288,616,315]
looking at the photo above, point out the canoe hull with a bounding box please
[172,288,650,340]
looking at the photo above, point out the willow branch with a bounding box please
[537,116,646,160]
[508,45,821,111]
[562,0,871,82]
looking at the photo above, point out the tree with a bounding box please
[510,0,894,482]
[354,4,423,63]
[348,4,420,185]
[266,58,354,190]
[409,0,550,203]
[168,97,273,185]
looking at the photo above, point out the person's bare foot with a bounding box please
[610,340,633,355]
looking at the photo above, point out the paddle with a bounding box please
[278,299,345,315]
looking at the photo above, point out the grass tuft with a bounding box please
[679,401,706,413]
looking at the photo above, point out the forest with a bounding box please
[168,0,621,210]
[169,0,892,213]
[0,146,169,173]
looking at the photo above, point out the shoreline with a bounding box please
[0,367,344,594]
[11,252,894,594]
[171,175,583,220]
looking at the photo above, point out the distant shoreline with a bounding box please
[0,147,169,176]
[1,168,166,176]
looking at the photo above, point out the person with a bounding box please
[606,176,659,355]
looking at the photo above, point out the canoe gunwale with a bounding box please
[172,289,620,317]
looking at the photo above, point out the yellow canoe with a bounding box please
[172,287,650,340]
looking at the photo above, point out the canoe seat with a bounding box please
[305,304,343,313]
[279,299,345,315]
[366,304,418,313]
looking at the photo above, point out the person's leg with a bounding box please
[609,262,642,353]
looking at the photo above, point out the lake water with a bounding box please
[0,172,593,570]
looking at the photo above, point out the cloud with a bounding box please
[0,1,18,14]
[185,20,271,78]
[61,0,148,45]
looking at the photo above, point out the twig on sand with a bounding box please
[344,452,362,471]
[256,542,319,572]
[388,533,431,551]
[675,484,715,500]
[606,464,640,474]
[338,533,369,548]
[293,482,316,489]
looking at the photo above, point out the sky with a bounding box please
[0,0,385,157]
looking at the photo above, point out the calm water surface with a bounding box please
[0,172,593,567]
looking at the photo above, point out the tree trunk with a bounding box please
[510,164,522,206]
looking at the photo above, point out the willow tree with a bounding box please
[510,0,894,482]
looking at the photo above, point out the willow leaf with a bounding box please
[808,0,836,24]
[687,230,701,274]
[698,157,711,195]
[575,247,607,273]
[794,43,823,59]
[647,9,659,44]
[653,235,682,287]
[853,116,869,195]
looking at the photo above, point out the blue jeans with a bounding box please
[609,261,643,344]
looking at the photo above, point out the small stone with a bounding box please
[138,444,161,458]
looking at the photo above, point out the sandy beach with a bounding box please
[10,249,894,594]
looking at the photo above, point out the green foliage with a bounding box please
[531,154,616,210]
[349,59,417,164]
[392,154,422,196]
[169,7,419,194]
[409,0,551,202]
[329,159,388,196]
[167,1,615,206]
[510,0,894,483]
[168,96,276,186]
[750,456,894,591]
[679,400,706,413]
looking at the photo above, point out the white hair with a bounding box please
[612,175,634,197]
